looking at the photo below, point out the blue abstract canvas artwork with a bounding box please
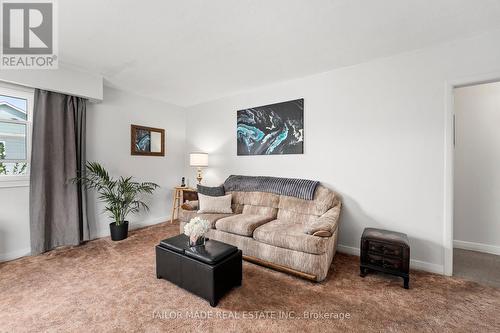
[135,129,151,152]
[237,99,304,155]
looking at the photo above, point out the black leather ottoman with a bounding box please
[156,234,242,307]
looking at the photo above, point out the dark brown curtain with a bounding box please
[29,89,88,255]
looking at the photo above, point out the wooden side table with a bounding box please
[170,187,198,223]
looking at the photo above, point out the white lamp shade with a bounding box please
[190,152,208,167]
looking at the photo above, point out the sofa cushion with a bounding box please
[276,209,320,225]
[215,214,275,237]
[278,185,336,217]
[178,210,236,228]
[229,191,280,208]
[197,193,233,214]
[242,205,278,217]
[253,220,329,255]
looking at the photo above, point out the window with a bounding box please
[0,84,34,187]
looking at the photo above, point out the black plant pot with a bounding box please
[109,221,129,241]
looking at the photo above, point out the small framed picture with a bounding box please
[131,124,165,156]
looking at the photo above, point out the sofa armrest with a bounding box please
[312,230,333,237]
[304,203,341,237]
[181,200,199,211]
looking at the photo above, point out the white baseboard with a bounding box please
[0,217,172,263]
[454,240,500,256]
[0,247,31,262]
[130,216,171,230]
[336,244,444,275]
[95,216,171,239]
[409,259,444,274]
[337,244,359,256]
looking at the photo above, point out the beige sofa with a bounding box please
[179,185,341,282]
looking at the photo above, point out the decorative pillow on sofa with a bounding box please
[197,184,225,197]
[181,200,198,211]
[197,193,233,214]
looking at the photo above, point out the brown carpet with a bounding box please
[1,223,499,333]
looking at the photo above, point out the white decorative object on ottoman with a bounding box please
[184,217,210,247]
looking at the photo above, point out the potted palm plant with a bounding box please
[74,162,159,241]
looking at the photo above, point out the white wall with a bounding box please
[0,83,33,261]
[0,86,185,260]
[2,28,500,270]
[0,63,103,101]
[0,67,102,258]
[86,86,186,238]
[185,29,500,274]
[0,187,30,260]
[454,82,500,255]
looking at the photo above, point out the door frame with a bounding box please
[443,71,500,276]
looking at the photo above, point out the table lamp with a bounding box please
[189,152,208,184]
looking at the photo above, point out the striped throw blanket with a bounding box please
[223,175,319,200]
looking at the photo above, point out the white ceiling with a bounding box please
[59,0,500,106]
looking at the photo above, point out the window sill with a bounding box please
[0,176,29,188]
